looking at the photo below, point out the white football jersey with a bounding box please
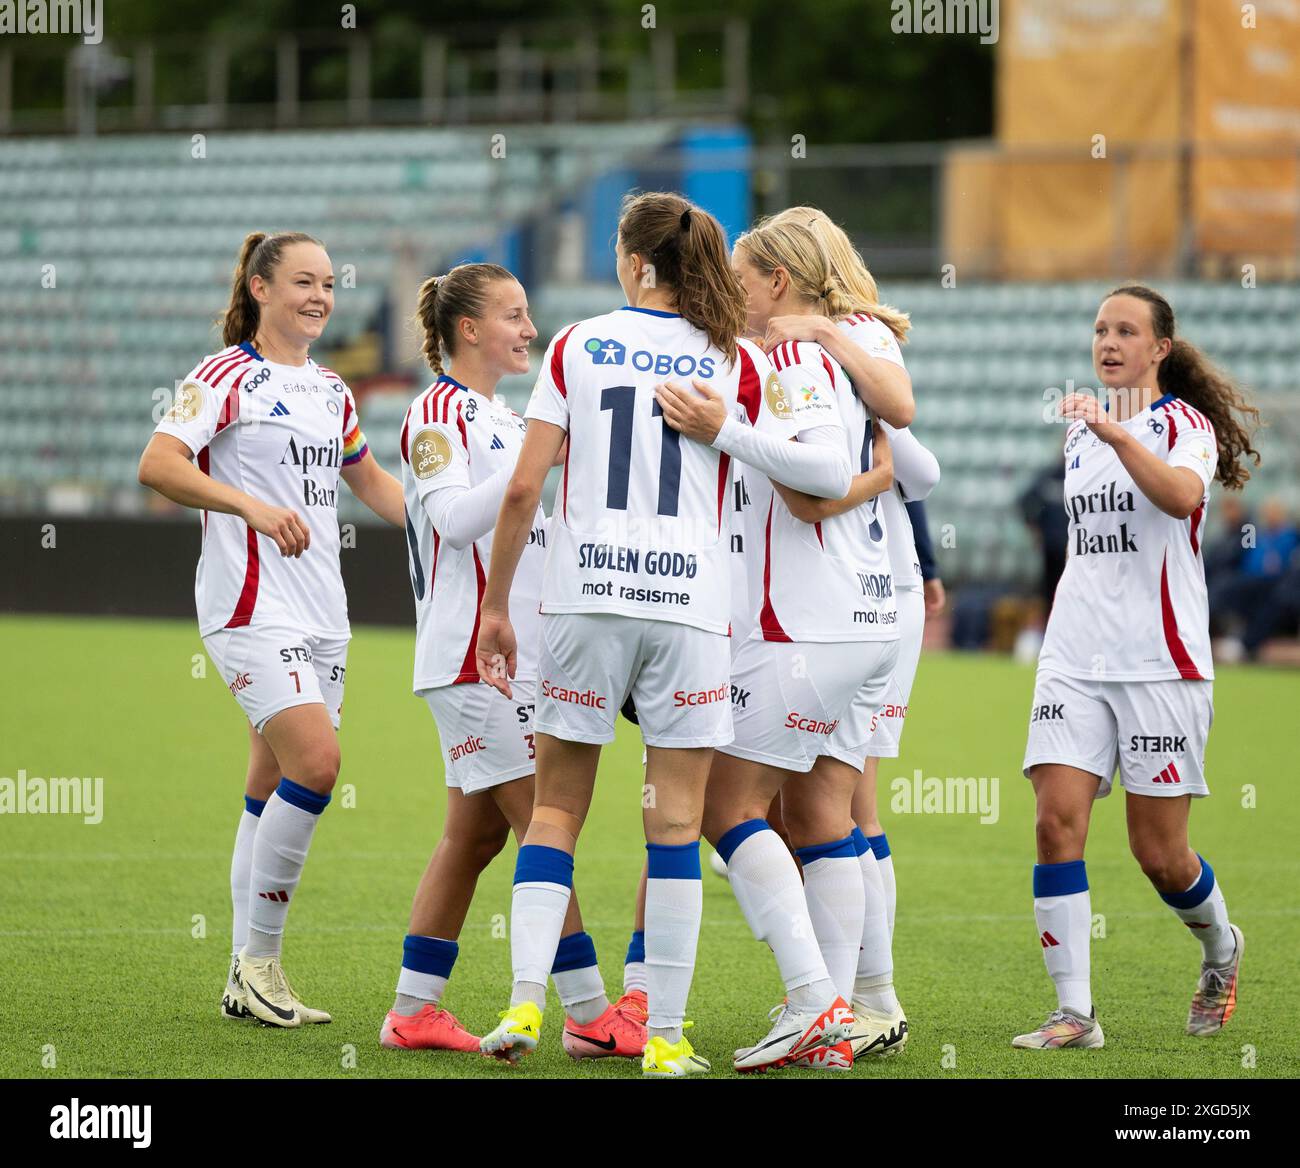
[746,340,898,643]
[837,313,925,587]
[401,376,547,690]
[728,458,758,644]
[155,342,368,638]
[1038,394,1218,682]
[526,307,798,634]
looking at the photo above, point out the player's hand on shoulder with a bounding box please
[654,379,727,444]
[763,314,831,352]
[241,498,310,557]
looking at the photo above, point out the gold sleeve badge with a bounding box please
[165,381,204,423]
[412,428,454,479]
[762,370,790,418]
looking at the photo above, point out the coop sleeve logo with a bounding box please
[411,429,453,479]
[49,1099,151,1148]
[585,337,626,365]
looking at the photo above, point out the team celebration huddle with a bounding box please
[138,189,1260,1077]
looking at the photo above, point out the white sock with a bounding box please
[797,837,863,1004]
[1160,855,1235,966]
[230,800,263,960]
[623,930,648,994]
[870,839,897,938]
[1033,861,1092,1015]
[645,842,704,1042]
[719,821,836,1006]
[510,845,573,1007]
[853,834,898,1012]
[246,780,330,958]
[551,931,608,1025]
[394,935,458,1011]
[394,975,447,1007]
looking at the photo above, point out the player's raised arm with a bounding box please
[766,314,913,428]
[1059,391,1208,520]
[653,375,850,499]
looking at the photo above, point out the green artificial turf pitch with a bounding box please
[1,615,1295,1079]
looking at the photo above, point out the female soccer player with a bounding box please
[761,205,942,1058]
[138,231,405,1026]
[1015,284,1261,1049]
[381,263,645,1060]
[474,192,853,1077]
[657,217,901,1072]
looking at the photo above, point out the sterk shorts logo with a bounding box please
[585,337,626,366]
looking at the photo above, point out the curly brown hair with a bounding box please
[1108,284,1262,491]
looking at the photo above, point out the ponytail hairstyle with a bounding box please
[219,231,323,346]
[1108,284,1262,491]
[767,206,911,343]
[734,215,859,322]
[617,191,748,364]
[413,262,515,375]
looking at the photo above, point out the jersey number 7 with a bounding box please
[600,385,682,516]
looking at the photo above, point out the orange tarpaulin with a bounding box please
[1192,0,1300,259]
[947,0,1300,276]
[997,0,1183,146]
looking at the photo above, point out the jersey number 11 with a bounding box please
[600,385,682,516]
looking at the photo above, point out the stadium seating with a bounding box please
[1,126,1296,585]
[0,123,678,514]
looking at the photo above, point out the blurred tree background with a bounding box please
[13,0,994,144]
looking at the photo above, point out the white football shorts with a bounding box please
[203,624,348,733]
[860,584,926,760]
[722,635,900,774]
[422,679,537,795]
[1022,670,1213,798]
[535,613,732,748]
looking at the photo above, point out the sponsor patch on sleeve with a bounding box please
[411,428,454,479]
[165,381,204,423]
[762,371,790,419]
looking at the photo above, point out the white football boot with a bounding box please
[849,999,909,1057]
[1011,1006,1104,1049]
[733,997,854,1073]
[233,949,332,1027]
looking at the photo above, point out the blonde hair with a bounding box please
[618,191,748,364]
[219,231,323,346]
[734,216,858,320]
[767,206,911,343]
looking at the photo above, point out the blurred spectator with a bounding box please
[1012,461,1067,661]
[1018,461,1068,608]
[1211,497,1300,659]
[1204,494,1250,580]
[1204,494,1250,637]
